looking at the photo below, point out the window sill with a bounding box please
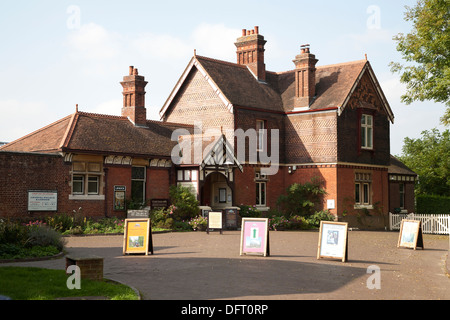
[69,195,105,201]
[354,204,373,210]
[255,206,270,212]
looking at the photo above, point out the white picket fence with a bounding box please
[389,212,450,235]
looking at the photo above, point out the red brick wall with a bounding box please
[147,168,171,200]
[0,151,70,219]
[389,181,415,213]
[284,165,337,216]
[164,67,234,139]
[284,111,338,164]
[337,165,389,229]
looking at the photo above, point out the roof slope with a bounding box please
[196,56,284,112]
[389,155,417,176]
[275,60,368,111]
[0,112,193,158]
[160,55,386,118]
[0,115,74,153]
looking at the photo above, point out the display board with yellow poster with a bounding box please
[123,218,153,255]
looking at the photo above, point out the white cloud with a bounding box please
[191,23,240,60]
[66,23,122,61]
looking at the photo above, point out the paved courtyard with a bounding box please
[2,230,449,300]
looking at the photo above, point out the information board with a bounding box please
[123,218,153,255]
[28,190,58,211]
[317,221,348,262]
[240,218,270,257]
[113,186,126,211]
[207,211,223,234]
[398,219,424,250]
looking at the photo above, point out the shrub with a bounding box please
[169,185,199,221]
[277,178,327,217]
[0,220,28,246]
[26,225,66,251]
[416,194,450,214]
[239,205,261,218]
[188,215,208,231]
[306,210,335,228]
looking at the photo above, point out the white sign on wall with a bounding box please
[28,190,58,211]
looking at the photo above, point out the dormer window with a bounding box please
[361,114,373,149]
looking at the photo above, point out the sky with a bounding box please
[0,0,446,156]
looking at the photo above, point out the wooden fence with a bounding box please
[389,212,450,235]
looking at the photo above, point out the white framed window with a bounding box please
[256,181,266,206]
[72,175,84,195]
[361,114,373,149]
[177,169,198,182]
[71,162,102,196]
[256,120,266,152]
[355,172,372,206]
[87,176,99,195]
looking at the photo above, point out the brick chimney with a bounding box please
[121,66,148,127]
[293,45,318,108]
[235,26,267,81]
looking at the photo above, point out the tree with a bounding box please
[397,128,450,196]
[390,0,450,125]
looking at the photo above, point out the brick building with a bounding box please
[0,27,416,228]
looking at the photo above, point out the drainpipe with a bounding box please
[104,167,108,217]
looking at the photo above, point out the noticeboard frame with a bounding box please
[123,218,153,255]
[317,221,348,262]
[397,219,424,250]
[240,218,270,257]
[207,211,223,234]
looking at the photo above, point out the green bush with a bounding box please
[26,225,66,251]
[239,205,261,218]
[0,220,28,246]
[277,178,327,217]
[416,194,450,214]
[150,207,175,230]
[169,185,199,221]
[306,210,335,228]
[188,215,208,231]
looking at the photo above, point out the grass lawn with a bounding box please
[0,266,139,300]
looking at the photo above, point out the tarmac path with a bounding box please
[2,230,449,300]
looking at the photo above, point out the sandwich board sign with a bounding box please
[240,218,270,257]
[123,218,153,255]
[207,211,223,234]
[397,219,424,250]
[317,221,348,262]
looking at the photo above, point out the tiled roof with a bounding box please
[0,112,194,157]
[276,60,368,111]
[389,155,417,176]
[162,55,374,116]
[0,115,73,154]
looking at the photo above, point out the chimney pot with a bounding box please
[293,45,318,108]
[121,66,148,126]
[235,27,267,81]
